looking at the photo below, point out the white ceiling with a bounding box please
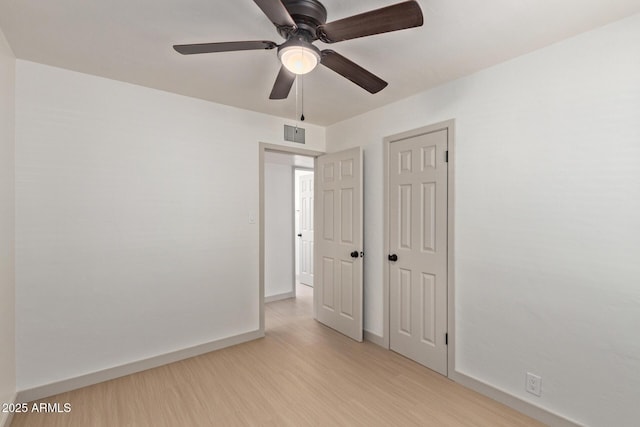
[1,0,639,126]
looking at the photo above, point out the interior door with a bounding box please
[315,147,363,342]
[299,172,314,286]
[389,129,448,375]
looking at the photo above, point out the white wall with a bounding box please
[14,60,325,391]
[264,162,294,298]
[326,14,640,427]
[0,25,16,423]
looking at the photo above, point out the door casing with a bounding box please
[382,120,456,377]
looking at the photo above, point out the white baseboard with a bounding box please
[10,326,584,427]
[363,330,385,347]
[17,329,264,403]
[0,393,17,427]
[450,370,583,427]
[361,330,580,426]
[265,291,295,303]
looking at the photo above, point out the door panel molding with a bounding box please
[382,120,455,377]
[315,147,364,342]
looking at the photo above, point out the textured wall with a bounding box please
[326,14,640,427]
[14,60,324,390]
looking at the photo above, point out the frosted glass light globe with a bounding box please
[279,45,320,75]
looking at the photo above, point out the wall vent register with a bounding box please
[284,124,305,143]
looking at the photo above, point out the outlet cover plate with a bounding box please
[526,372,542,396]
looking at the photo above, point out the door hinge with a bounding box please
[445,151,449,163]
[445,333,448,345]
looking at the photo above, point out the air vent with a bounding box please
[284,125,305,144]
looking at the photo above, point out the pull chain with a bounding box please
[294,75,299,133]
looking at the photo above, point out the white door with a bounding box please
[299,172,314,286]
[315,147,363,342]
[389,129,448,375]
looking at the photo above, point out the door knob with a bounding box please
[350,251,359,258]
[297,234,302,237]
[388,254,398,262]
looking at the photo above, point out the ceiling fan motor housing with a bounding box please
[278,37,321,57]
[279,0,328,40]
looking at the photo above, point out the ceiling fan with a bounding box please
[173,0,423,100]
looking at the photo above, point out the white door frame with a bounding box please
[382,119,456,376]
[259,142,324,334]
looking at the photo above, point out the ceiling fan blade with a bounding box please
[269,66,296,99]
[253,0,297,30]
[173,41,277,55]
[317,0,423,43]
[320,50,388,94]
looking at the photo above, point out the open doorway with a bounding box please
[259,144,322,335]
[263,151,314,302]
[260,143,365,342]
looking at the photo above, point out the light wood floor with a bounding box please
[11,284,544,426]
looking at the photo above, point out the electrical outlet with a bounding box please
[526,372,542,397]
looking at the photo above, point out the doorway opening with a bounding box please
[263,151,314,303]
[259,143,364,343]
[259,143,323,334]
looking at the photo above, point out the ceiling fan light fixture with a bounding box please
[278,44,320,75]
[173,0,424,98]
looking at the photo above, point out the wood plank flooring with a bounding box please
[11,284,544,426]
